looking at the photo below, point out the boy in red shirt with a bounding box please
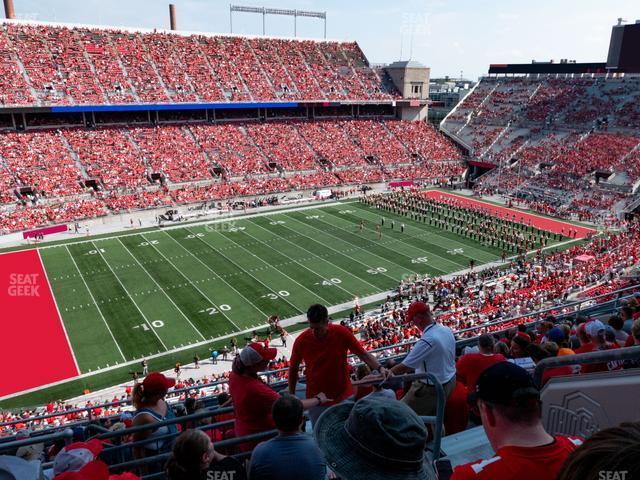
[456,333,506,396]
[288,304,387,425]
[452,363,582,480]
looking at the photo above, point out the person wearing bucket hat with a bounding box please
[451,362,582,480]
[315,396,429,480]
[0,455,42,480]
[130,372,178,474]
[230,342,331,451]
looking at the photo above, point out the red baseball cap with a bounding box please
[406,301,430,324]
[142,372,175,394]
[52,439,104,476]
[239,342,278,366]
[54,459,140,480]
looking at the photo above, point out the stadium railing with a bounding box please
[104,372,445,478]
[533,345,640,388]
[0,374,445,478]
[0,428,74,454]
[3,282,636,436]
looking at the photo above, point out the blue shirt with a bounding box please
[249,433,326,480]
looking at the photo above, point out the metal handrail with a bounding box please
[0,428,73,453]
[3,283,636,434]
[114,373,445,478]
[110,429,278,474]
[0,378,231,429]
[94,407,233,442]
[533,345,640,388]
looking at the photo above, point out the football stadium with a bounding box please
[0,0,639,478]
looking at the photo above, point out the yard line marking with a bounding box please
[351,202,499,265]
[282,212,418,280]
[342,206,469,271]
[137,233,242,332]
[63,245,127,362]
[90,241,168,351]
[155,230,263,328]
[209,225,342,305]
[181,226,301,316]
[306,207,444,275]
[116,238,206,342]
[247,218,381,293]
[36,249,82,374]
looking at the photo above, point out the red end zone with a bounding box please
[423,191,596,239]
[0,249,79,398]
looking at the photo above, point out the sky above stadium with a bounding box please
[13,0,640,80]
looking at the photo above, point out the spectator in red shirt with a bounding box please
[457,333,507,396]
[452,362,582,480]
[288,304,386,425]
[229,342,328,450]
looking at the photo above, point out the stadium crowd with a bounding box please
[442,76,640,220]
[0,119,466,233]
[0,23,400,106]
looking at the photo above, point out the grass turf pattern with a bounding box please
[38,201,507,375]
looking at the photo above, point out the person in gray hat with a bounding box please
[0,455,42,480]
[314,396,430,480]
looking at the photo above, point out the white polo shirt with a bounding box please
[402,322,456,385]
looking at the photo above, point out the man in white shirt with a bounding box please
[390,301,456,415]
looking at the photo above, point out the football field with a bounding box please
[1,195,585,400]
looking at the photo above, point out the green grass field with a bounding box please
[1,196,583,408]
[40,200,507,373]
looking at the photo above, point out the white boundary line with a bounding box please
[63,245,127,362]
[91,241,168,351]
[26,200,358,252]
[247,216,382,292]
[116,237,206,342]
[139,232,243,332]
[236,223,360,299]
[196,225,339,308]
[36,250,81,375]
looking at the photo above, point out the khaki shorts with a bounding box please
[401,378,456,416]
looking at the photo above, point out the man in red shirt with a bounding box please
[452,362,582,480]
[288,304,387,425]
[457,333,506,396]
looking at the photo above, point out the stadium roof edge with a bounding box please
[0,17,351,44]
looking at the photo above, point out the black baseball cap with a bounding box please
[471,362,540,406]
